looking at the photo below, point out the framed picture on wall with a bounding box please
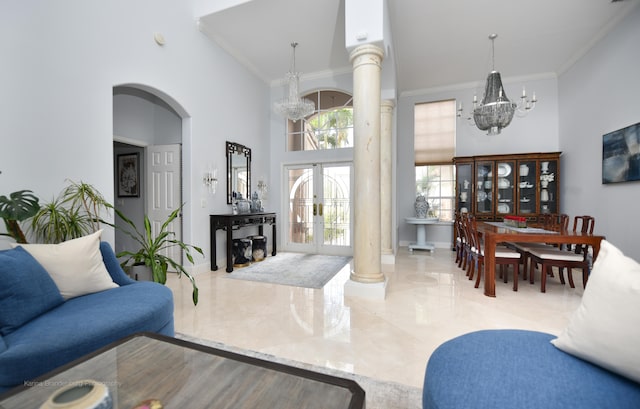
[602,121,640,184]
[117,153,140,197]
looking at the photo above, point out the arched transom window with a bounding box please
[286,90,353,152]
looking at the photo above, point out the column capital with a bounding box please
[349,44,384,69]
[381,99,395,111]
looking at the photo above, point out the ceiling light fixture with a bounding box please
[273,42,315,123]
[457,34,537,135]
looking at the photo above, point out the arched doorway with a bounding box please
[112,84,190,263]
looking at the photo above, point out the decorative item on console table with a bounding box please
[415,194,430,218]
[236,197,251,214]
[250,191,263,213]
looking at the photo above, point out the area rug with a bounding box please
[225,252,352,289]
[176,333,422,409]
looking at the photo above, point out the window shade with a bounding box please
[414,99,456,165]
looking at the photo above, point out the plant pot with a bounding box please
[128,263,153,281]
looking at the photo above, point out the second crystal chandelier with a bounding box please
[458,34,537,135]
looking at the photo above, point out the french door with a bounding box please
[284,162,352,256]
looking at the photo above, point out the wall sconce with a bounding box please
[203,168,218,194]
[257,179,268,200]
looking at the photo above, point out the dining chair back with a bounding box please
[528,215,595,292]
[454,213,466,267]
[467,217,521,291]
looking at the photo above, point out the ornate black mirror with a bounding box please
[226,141,251,204]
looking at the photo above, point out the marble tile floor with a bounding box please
[166,247,585,389]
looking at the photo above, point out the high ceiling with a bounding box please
[197,0,639,95]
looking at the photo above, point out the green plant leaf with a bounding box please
[0,190,41,243]
[109,202,201,305]
[0,190,40,221]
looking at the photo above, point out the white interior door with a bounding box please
[284,162,352,256]
[146,144,182,266]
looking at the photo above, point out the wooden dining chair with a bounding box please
[511,213,569,281]
[454,213,466,268]
[527,215,594,292]
[563,215,595,251]
[466,217,522,291]
[459,213,473,272]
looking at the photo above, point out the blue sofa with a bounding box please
[423,329,640,409]
[0,242,174,393]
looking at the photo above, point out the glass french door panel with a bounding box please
[287,166,314,245]
[321,165,351,247]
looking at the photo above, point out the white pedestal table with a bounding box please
[405,217,439,252]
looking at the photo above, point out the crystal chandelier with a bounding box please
[273,42,315,123]
[457,34,537,135]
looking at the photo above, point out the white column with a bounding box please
[345,44,386,298]
[380,99,395,264]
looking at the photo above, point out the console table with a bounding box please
[210,212,277,272]
[405,217,439,252]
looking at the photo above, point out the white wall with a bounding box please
[396,76,560,246]
[559,6,640,260]
[0,0,270,273]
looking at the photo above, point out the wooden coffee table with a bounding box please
[0,333,365,409]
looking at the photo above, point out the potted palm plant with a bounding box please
[106,203,202,306]
[29,180,110,243]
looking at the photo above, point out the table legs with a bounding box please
[272,223,277,256]
[483,235,497,297]
[211,221,219,271]
[226,227,234,273]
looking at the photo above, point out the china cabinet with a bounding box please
[454,152,561,221]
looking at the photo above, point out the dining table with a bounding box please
[477,221,605,297]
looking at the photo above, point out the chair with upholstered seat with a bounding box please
[466,217,522,291]
[528,215,594,292]
[510,213,569,281]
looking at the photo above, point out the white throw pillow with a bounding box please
[551,239,640,383]
[13,230,118,299]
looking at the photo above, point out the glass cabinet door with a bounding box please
[475,161,494,215]
[496,161,515,216]
[517,160,537,215]
[539,159,558,214]
[456,163,472,214]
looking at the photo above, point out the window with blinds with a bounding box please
[414,99,456,165]
[414,99,456,221]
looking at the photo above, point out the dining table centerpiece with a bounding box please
[504,215,527,228]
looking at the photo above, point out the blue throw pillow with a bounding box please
[0,246,64,335]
